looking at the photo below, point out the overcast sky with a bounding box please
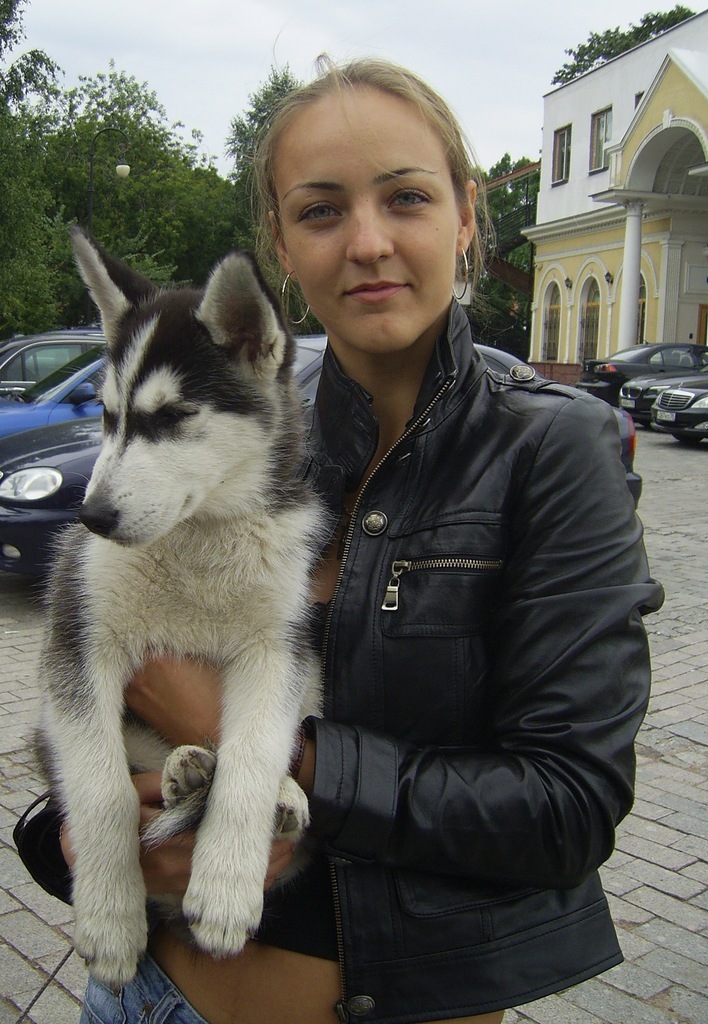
[19,0,694,176]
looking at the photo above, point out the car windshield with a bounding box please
[20,346,105,404]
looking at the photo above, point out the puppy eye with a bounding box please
[157,406,198,426]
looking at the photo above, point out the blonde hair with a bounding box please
[252,55,489,297]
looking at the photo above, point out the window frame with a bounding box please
[589,107,613,173]
[552,125,572,185]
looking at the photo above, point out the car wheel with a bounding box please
[671,434,704,446]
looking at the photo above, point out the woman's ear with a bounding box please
[457,180,477,253]
[269,211,293,275]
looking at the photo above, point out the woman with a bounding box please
[18,57,662,1024]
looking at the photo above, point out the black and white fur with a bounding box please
[35,228,324,988]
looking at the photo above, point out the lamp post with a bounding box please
[86,126,131,234]
[85,127,130,322]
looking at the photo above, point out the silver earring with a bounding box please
[452,250,470,301]
[281,273,310,326]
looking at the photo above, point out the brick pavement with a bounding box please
[0,428,706,1023]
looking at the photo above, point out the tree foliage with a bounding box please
[469,155,540,359]
[552,6,695,85]
[226,66,301,254]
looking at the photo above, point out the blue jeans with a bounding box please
[81,955,211,1024]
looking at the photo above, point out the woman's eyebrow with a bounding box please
[283,167,438,200]
[372,167,437,185]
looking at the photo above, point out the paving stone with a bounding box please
[635,947,708,992]
[0,910,69,960]
[624,886,708,932]
[566,976,678,1024]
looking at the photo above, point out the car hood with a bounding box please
[625,372,708,390]
[0,417,102,472]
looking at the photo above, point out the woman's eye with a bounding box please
[392,189,429,208]
[299,203,338,222]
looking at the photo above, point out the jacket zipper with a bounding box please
[382,556,503,612]
[321,374,456,1023]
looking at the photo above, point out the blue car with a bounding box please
[0,347,105,440]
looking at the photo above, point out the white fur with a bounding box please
[38,234,324,988]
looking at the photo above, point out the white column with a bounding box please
[617,202,644,349]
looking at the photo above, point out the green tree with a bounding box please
[470,155,540,359]
[0,0,60,337]
[35,65,239,323]
[552,6,695,85]
[226,65,301,256]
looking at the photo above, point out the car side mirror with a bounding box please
[69,381,97,406]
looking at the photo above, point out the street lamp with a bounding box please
[86,126,131,234]
[85,127,130,323]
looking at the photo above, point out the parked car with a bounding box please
[0,347,105,440]
[650,377,708,445]
[576,343,708,406]
[620,363,708,425]
[0,329,105,397]
[0,339,641,575]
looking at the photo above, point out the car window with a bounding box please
[0,352,23,379]
[647,352,665,368]
[23,346,105,402]
[26,344,84,380]
[662,348,694,369]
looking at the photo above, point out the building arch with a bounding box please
[625,121,708,195]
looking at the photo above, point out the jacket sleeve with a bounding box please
[306,394,664,889]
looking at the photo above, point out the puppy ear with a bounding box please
[196,251,290,378]
[70,226,156,345]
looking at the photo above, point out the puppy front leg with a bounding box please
[183,646,301,956]
[46,686,147,987]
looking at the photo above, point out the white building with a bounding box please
[525,11,708,380]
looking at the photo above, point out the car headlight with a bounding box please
[691,395,708,409]
[646,385,670,396]
[0,467,63,501]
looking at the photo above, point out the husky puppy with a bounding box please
[36,228,324,988]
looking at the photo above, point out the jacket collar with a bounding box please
[305,302,482,508]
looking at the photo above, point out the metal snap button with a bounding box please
[348,994,376,1015]
[509,363,536,381]
[362,511,388,536]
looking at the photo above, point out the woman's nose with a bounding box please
[345,206,394,263]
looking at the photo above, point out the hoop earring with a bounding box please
[452,250,470,301]
[281,273,310,326]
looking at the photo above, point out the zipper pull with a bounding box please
[381,560,411,612]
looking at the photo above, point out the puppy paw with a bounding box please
[162,745,217,808]
[274,775,310,840]
[183,877,263,957]
[74,904,147,989]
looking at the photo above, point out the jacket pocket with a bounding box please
[380,556,503,637]
[395,868,539,918]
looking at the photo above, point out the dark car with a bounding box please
[576,343,708,406]
[0,328,105,397]
[650,377,708,445]
[0,339,641,575]
[0,348,105,440]
[619,362,708,425]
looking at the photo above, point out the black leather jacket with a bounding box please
[303,303,663,1022]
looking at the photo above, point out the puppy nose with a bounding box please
[79,500,120,538]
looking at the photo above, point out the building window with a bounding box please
[589,108,612,171]
[578,279,600,362]
[552,126,572,184]
[543,283,561,360]
[637,278,647,343]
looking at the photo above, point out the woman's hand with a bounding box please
[60,771,301,896]
[126,656,223,747]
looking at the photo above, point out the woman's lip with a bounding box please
[345,283,405,303]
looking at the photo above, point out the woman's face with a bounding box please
[271,87,475,376]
